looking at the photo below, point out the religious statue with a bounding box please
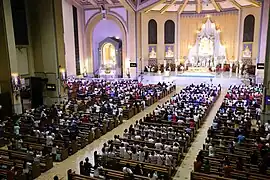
[149,47,156,59]
[243,45,251,58]
[165,46,174,58]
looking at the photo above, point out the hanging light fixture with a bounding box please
[201,0,210,6]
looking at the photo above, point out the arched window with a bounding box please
[164,20,175,44]
[148,19,157,44]
[243,15,255,42]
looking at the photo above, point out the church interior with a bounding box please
[0,0,270,179]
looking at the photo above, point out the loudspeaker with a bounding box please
[30,77,44,108]
[0,92,13,120]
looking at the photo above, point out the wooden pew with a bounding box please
[191,171,235,180]
[95,155,173,179]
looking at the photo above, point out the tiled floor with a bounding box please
[36,87,182,180]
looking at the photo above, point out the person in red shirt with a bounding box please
[172,114,177,123]
[82,115,89,123]
[190,119,195,129]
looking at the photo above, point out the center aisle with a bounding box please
[37,86,182,180]
[173,88,227,180]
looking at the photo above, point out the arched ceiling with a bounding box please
[74,0,261,13]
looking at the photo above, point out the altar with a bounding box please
[99,64,117,78]
[187,18,227,68]
[187,67,209,73]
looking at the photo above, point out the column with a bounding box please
[257,0,270,80]
[0,0,22,114]
[27,0,66,105]
[261,3,270,123]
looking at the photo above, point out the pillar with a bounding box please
[257,0,270,80]
[261,3,270,123]
[27,0,66,105]
[0,0,22,114]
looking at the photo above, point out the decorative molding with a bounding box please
[177,0,189,14]
[180,10,238,17]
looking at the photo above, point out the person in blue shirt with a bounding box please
[237,134,245,144]
[168,114,172,122]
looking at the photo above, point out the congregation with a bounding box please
[0,79,175,180]
[67,83,221,179]
[192,84,270,180]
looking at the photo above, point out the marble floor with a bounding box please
[141,71,260,87]
[37,87,182,180]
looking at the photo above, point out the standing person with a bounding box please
[148,170,158,180]
[46,132,54,146]
[204,159,210,173]
[79,161,85,175]
[134,164,143,176]
[84,157,92,176]
[123,163,133,180]
[14,123,20,136]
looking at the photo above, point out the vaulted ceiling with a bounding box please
[74,0,261,13]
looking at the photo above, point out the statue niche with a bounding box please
[98,37,122,78]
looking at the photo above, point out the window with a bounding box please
[73,6,80,75]
[164,20,175,44]
[11,0,29,45]
[148,19,157,44]
[243,15,255,42]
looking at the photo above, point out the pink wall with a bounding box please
[84,9,100,25]
[92,19,123,72]
[110,7,127,23]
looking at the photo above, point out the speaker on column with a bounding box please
[0,92,13,120]
[30,77,44,108]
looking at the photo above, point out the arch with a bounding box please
[243,15,255,42]
[85,13,127,74]
[164,20,175,44]
[148,19,157,44]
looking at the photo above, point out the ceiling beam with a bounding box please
[217,2,223,11]
[210,0,221,12]
[160,0,177,14]
[177,0,189,15]
[89,0,97,6]
[246,0,261,7]
[106,0,113,5]
[144,0,166,13]
[196,0,202,13]
[118,0,136,11]
[229,0,242,10]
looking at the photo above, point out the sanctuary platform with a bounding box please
[186,67,210,73]
[177,72,215,78]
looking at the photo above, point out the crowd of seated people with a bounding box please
[67,83,221,180]
[191,84,270,180]
[67,79,175,119]
[0,79,175,180]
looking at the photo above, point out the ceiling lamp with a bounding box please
[201,0,211,6]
